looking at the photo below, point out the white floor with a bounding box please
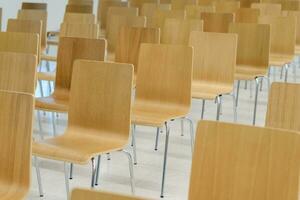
[28,58,300,200]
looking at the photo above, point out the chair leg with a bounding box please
[122,150,135,195]
[185,118,194,154]
[293,62,297,82]
[69,163,73,180]
[64,162,70,200]
[37,110,44,140]
[259,78,263,91]
[160,122,170,198]
[284,63,289,82]
[253,77,260,126]
[280,65,284,79]
[180,119,184,136]
[106,153,111,160]
[131,126,137,165]
[51,112,57,136]
[236,80,241,107]
[216,95,222,121]
[201,99,205,119]
[91,158,96,188]
[38,80,44,98]
[34,156,44,197]
[48,81,52,95]
[154,127,160,151]
[95,155,101,186]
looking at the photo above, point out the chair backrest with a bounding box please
[201,12,234,33]
[17,9,47,49]
[171,0,197,10]
[0,52,37,94]
[189,120,300,200]
[281,1,300,11]
[63,13,96,24]
[258,16,296,56]
[68,0,93,6]
[55,37,106,94]
[282,11,300,46]
[235,8,260,23]
[266,82,300,132]
[60,23,99,38]
[214,1,240,13]
[98,0,128,29]
[136,43,193,109]
[107,15,146,51]
[0,90,33,197]
[162,18,203,45]
[22,2,47,10]
[68,60,133,139]
[150,9,185,29]
[189,31,237,86]
[65,4,93,13]
[229,23,270,69]
[0,32,39,58]
[116,26,160,74]
[129,0,159,11]
[185,5,216,19]
[71,189,146,200]
[7,19,42,63]
[141,3,172,23]
[251,3,282,16]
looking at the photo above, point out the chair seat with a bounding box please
[33,129,128,164]
[40,54,57,62]
[235,64,268,80]
[0,182,28,200]
[37,71,56,81]
[295,45,300,55]
[192,82,233,100]
[269,54,294,67]
[35,94,68,112]
[132,101,189,127]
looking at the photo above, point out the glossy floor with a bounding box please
[28,61,300,200]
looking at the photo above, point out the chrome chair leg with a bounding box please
[216,95,222,121]
[280,65,284,79]
[122,150,135,195]
[95,155,101,186]
[91,158,96,188]
[284,63,289,82]
[201,99,205,119]
[64,162,70,200]
[293,62,297,82]
[185,118,194,154]
[69,163,73,180]
[160,122,170,198]
[235,80,241,107]
[131,126,137,165]
[34,156,44,197]
[154,127,160,151]
[180,119,184,136]
[38,80,44,97]
[51,112,57,136]
[48,81,52,95]
[253,77,261,126]
[37,110,44,140]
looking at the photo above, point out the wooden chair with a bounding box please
[185,5,216,19]
[189,120,300,200]
[129,0,159,11]
[63,13,96,24]
[98,0,128,29]
[251,3,282,16]
[0,91,34,200]
[35,37,106,136]
[258,16,296,82]
[60,23,99,39]
[0,52,37,95]
[149,9,185,29]
[107,15,146,51]
[171,0,197,10]
[229,23,270,125]
[65,4,93,13]
[116,26,160,84]
[214,1,240,13]
[162,18,203,45]
[189,31,237,121]
[235,8,260,23]
[141,3,172,23]
[201,12,234,33]
[71,189,148,200]
[33,60,134,199]
[281,1,300,11]
[283,11,300,55]
[266,82,300,131]
[132,43,193,198]
[22,2,47,10]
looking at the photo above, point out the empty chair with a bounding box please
[229,23,270,125]
[214,1,240,13]
[171,0,197,10]
[201,12,234,33]
[266,82,300,131]
[65,4,93,13]
[185,5,216,19]
[115,26,160,84]
[22,2,47,10]
[258,16,296,82]
[162,18,203,45]
[71,189,147,200]
[33,60,135,199]
[132,43,194,197]
[189,120,300,200]
[189,31,237,121]
[251,3,282,16]
[0,91,34,200]
[63,13,96,23]
[141,3,171,19]
[235,8,260,23]
[149,9,185,29]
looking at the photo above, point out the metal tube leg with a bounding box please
[91,158,96,188]
[155,127,160,151]
[231,94,237,122]
[272,67,276,81]
[64,162,70,200]
[284,64,289,82]
[34,156,44,197]
[131,126,137,165]
[131,125,136,147]
[280,66,284,79]
[160,122,170,198]
[95,155,101,186]
[185,118,194,154]
[122,150,135,194]
[51,112,57,136]
[293,62,297,82]
[201,99,205,119]
[69,163,73,180]
[106,153,111,160]
[48,81,52,95]
[253,78,260,126]
[37,110,44,140]
[180,119,184,136]
[216,96,222,121]
[259,78,263,91]
[236,80,240,107]
[38,80,44,97]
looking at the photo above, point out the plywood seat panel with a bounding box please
[235,64,268,80]
[35,93,68,112]
[192,82,233,99]
[37,72,56,81]
[269,53,294,66]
